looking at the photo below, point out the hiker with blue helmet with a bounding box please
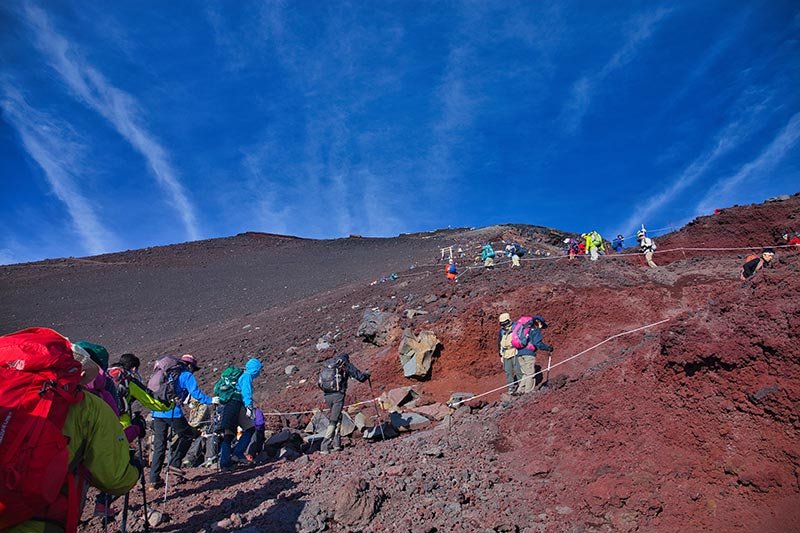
[514,316,553,394]
[218,357,263,469]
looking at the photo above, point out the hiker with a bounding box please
[245,407,267,461]
[218,358,264,470]
[788,232,800,247]
[497,313,521,394]
[636,229,658,268]
[740,248,775,280]
[564,238,578,260]
[612,234,625,253]
[183,403,222,468]
[0,328,140,533]
[585,231,604,261]
[458,247,465,258]
[75,342,158,518]
[481,242,496,268]
[513,315,554,394]
[445,259,458,281]
[148,354,219,491]
[318,353,370,454]
[506,243,524,267]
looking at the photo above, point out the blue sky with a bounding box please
[1,1,799,264]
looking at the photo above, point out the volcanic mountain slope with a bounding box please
[3,195,799,532]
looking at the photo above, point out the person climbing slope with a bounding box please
[148,354,219,490]
[445,259,458,281]
[317,353,369,454]
[481,242,496,268]
[636,229,658,268]
[585,231,604,261]
[740,248,774,280]
[612,234,625,253]
[218,358,263,469]
[0,328,140,533]
[497,313,521,395]
[512,315,554,394]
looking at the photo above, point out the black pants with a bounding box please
[323,391,345,442]
[150,416,194,483]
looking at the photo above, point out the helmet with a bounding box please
[532,315,548,328]
[563,238,571,243]
[636,229,646,239]
[498,313,511,324]
[617,234,624,239]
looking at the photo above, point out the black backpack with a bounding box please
[318,357,346,393]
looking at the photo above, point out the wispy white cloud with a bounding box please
[694,111,800,215]
[1,87,117,255]
[562,7,673,134]
[617,94,771,235]
[0,248,18,266]
[23,5,201,241]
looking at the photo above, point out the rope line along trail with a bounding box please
[262,319,670,416]
[260,396,380,417]
[449,318,671,408]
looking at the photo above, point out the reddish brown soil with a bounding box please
[2,196,799,532]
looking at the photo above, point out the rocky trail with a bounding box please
[3,196,799,532]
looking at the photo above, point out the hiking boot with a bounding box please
[166,465,189,478]
[147,480,163,492]
[201,458,217,468]
[94,503,119,518]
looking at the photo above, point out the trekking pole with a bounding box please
[137,432,151,533]
[545,354,552,388]
[130,407,151,533]
[120,492,129,533]
[367,378,386,441]
[164,425,172,504]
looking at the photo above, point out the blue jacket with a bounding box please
[237,358,263,408]
[152,370,213,419]
[612,238,624,252]
[517,326,553,356]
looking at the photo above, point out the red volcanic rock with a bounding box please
[5,196,799,532]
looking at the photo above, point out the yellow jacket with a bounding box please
[8,392,140,533]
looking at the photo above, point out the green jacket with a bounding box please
[8,392,140,533]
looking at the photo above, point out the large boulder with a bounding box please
[389,411,432,432]
[398,329,440,378]
[356,309,397,346]
[333,478,386,528]
[379,386,420,412]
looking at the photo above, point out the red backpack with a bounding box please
[0,328,85,531]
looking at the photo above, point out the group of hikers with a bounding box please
[0,327,374,533]
[498,313,554,395]
[444,227,660,280]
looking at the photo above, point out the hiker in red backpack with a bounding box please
[148,354,220,491]
[0,328,140,533]
[511,315,554,394]
[740,248,775,280]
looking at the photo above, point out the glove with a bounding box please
[129,450,143,478]
[246,407,254,419]
[364,371,371,380]
[211,396,221,405]
[131,412,146,436]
